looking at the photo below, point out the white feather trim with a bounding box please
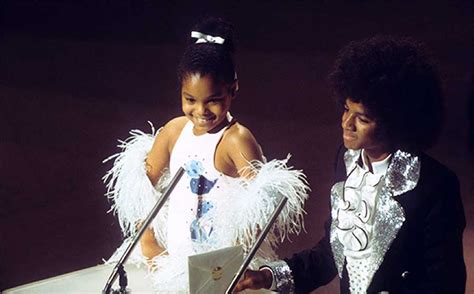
[103,125,169,251]
[205,156,310,254]
[104,126,310,291]
[106,237,148,266]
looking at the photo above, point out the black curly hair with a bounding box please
[329,35,444,152]
[178,17,236,85]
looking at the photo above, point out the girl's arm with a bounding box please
[141,117,186,259]
[145,122,172,185]
[212,122,309,269]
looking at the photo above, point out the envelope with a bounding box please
[188,245,244,294]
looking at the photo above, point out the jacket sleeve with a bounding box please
[415,168,466,293]
[284,218,338,293]
[282,146,344,293]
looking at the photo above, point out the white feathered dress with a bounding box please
[104,119,309,292]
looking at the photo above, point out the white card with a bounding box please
[188,245,244,294]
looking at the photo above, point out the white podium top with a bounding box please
[3,264,154,293]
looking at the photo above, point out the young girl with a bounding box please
[104,17,309,292]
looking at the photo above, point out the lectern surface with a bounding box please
[3,264,154,293]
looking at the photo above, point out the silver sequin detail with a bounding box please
[330,182,346,277]
[384,150,420,197]
[330,149,420,284]
[266,260,295,294]
[347,257,371,294]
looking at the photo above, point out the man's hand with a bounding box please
[233,268,273,293]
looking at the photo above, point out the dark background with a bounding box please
[1,1,472,293]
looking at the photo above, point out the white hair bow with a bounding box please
[191,31,225,44]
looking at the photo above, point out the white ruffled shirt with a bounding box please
[266,150,392,293]
[336,150,392,294]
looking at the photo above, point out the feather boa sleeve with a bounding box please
[104,126,310,263]
[206,156,310,253]
[103,126,169,249]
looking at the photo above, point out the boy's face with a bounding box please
[181,73,236,135]
[341,99,389,159]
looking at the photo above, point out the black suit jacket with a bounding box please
[285,148,466,293]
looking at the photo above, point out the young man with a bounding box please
[235,36,466,294]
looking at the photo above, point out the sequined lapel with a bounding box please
[329,149,420,280]
[329,181,346,277]
[383,150,420,197]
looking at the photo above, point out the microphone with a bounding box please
[103,167,185,294]
[226,195,288,293]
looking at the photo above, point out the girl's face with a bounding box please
[181,73,236,135]
[341,99,390,160]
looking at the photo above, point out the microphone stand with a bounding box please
[103,167,185,294]
[226,196,288,294]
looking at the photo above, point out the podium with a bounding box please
[3,264,154,293]
[3,264,273,293]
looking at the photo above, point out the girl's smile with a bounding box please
[181,73,236,135]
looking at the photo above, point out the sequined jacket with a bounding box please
[282,148,466,294]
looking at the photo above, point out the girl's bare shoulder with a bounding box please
[223,122,258,145]
[150,116,188,154]
[159,116,188,138]
[221,122,262,159]
[218,122,263,175]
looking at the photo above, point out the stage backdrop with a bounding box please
[1,1,473,293]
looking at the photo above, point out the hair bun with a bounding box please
[179,17,237,84]
[191,17,235,53]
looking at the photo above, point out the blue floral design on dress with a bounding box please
[185,159,218,243]
[185,160,218,195]
[186,160,204,178]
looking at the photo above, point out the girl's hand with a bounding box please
[137,222,165,259]
[233,269,273,293]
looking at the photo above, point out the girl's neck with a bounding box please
[193,113,231,135]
